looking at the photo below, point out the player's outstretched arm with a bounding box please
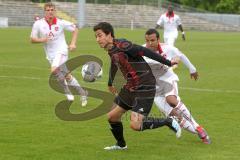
[127,44,178,66]
[176,49,198,80]
[178,25,185,41]
[140,46,177,66]
[179,53,196,73]
[68,27,78,51]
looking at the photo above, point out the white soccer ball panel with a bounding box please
[81,61,102,82]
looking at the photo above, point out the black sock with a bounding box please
[109,122,126,147]
[140,117,169,131]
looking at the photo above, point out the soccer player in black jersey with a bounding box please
[93,22,181,150]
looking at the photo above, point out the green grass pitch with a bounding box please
[0,28,240,160]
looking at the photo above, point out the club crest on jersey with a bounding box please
[49,31,54,37]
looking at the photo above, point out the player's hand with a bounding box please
[182,32,186,41]
[172,64,178,70]
[190,72,198,81]
[68,44,76,51]
[108,86,118,95]
[171,60,178,66]
[171,56,180,66]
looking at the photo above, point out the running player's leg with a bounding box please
[50,54,73,101]
[104,88,131,150]
[130,98,168,130]
[166,82,200,130]
[65,71,88,106]
[166,81,200,130]
[104,104,128,150]
[165,81,211,143]
[155,80,198,133]
[130,106,181,138]
[53,53,88,105]
[174,101,211,144]
[129,86,181,138]
[155,96,197,133]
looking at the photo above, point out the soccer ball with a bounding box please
[81,61,103,82]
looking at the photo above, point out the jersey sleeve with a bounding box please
[172,47,196,73]
[175,15,182,25]
[61,19,77,32]
[108,61,118,86]
[156,15,164,26]
[126,44,172,67]
[30,21,39,38]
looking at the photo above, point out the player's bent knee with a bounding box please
[51,67,60,75]
[107,113,119,122]
[166,95,178,107]
[130,121,141,131]
[170,108,183,121]
[107,113,113,121]
[65,73,72,81]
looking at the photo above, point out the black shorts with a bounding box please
[114,85,156,116]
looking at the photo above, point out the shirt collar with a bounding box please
[166,12,174,18]
[45,17,57,29]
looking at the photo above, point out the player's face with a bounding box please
[168,6,173,14]
[44,6,56,19]
[145,34,159,51]
[95,29,113,49]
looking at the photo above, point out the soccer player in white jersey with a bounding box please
[143,29,211,144]
[155,5,185,46]
[30,2,88,106]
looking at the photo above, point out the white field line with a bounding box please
[0,75,240,94]
[179,87,240,94]
[1,64,240,94]
[0,75,45,80]
[0,64,47,71]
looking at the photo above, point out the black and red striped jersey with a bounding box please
[108,39,172,91]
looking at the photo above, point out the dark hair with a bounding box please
[93,22,115,38]
[145,28,160,39]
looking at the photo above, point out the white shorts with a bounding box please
[154,80,180,116]
[48,53,69,75]
[164,36,177,46]
[164,32,178,46]
[155,79,179,97]
[48,53,68,67]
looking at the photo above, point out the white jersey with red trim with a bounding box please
[156,13,181,38]
[30,18,76,60]
[143,43,196,82]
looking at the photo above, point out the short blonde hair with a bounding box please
[44,2,56,11]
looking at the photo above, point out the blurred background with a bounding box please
[0,0,239,31]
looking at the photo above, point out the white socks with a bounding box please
[67,76,87,96]
[175,102,199,133]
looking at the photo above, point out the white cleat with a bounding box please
[168,117,182,138]
[81,96,87,107]
[65,94,74,101]
[104,145,127,151]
